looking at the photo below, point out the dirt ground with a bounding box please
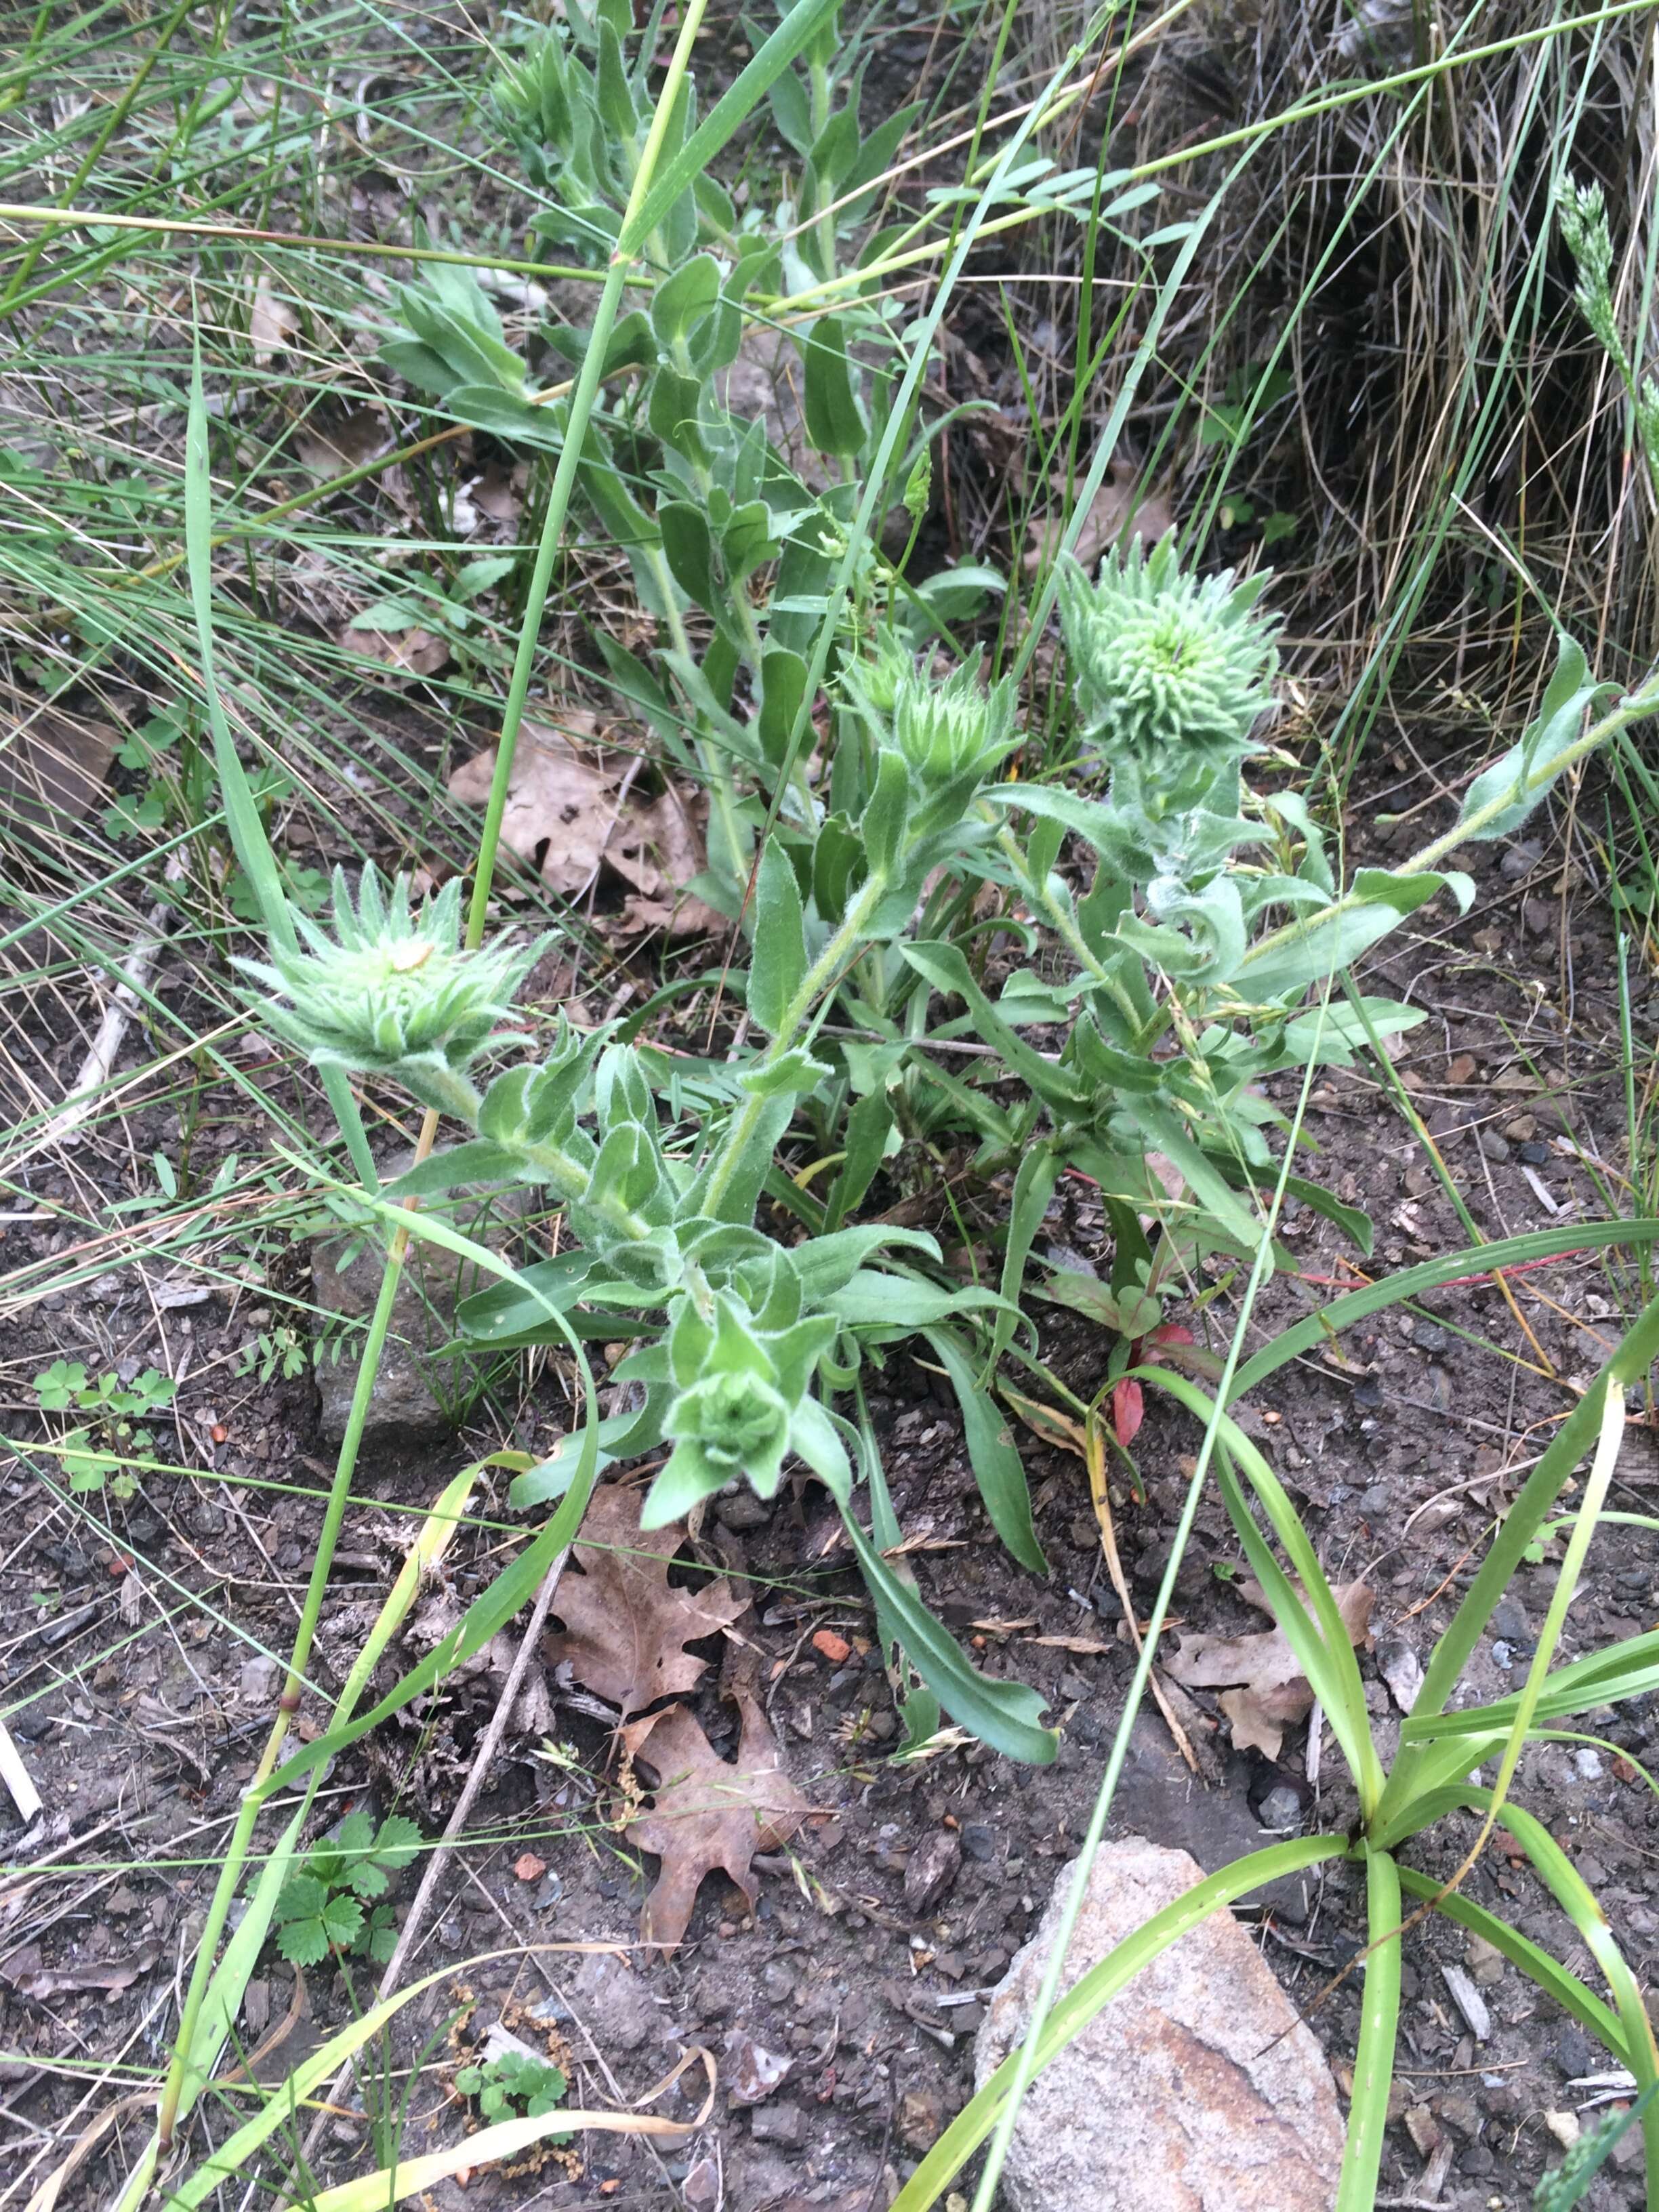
[4,729,1659,2212]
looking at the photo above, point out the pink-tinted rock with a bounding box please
[975,1838,1345,2211]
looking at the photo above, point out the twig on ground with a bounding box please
[296,1542,573,2160]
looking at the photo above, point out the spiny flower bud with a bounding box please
[891,659,1018,790]
[1057,533,1278,799]
[238,866,543,1120]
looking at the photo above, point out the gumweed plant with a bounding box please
[243,509,1659,1779]
[110,38,1659,2209]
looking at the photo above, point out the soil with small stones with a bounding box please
[4,737,1659,2212]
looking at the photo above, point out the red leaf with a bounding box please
[1112,1376,1144,1448]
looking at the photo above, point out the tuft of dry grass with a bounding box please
[996,0,1658,722]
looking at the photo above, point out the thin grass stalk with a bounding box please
[145,14,726,2152]
[460,0,718,954]
[966,1033,1330,2212]
[152,1258,405,2149]
[0,0,198,312]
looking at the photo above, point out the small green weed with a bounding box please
[33,1360,176,1495]
[454,2049,571,2129]
[1535,2086,1658,2211]
[271,1810,421,1968]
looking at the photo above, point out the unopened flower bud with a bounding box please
[239,866,541,1120]
[1058,533,1278,806]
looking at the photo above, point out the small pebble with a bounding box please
[1500,840,1544,880]
[1477,1130,1510,1164]
[1573,1748,1604,1780]
[1490,1597,1530,1642]
[1518,1140,1551,1166]
[960,1823,996,1863]
[1257,1785,1302,1833]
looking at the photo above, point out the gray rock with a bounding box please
[566,1951,661,2053]
[749,2100,808,2149]
[1109,1715,1313,1922]
[1500,839,1544,880]
[239,1655,281,1704]
[715,1488,773,1532]
[975,1839,1345,2212]
[1490,1595,1530,1643]
[1256,1784,1302,1833]
[311,1151,527,1443]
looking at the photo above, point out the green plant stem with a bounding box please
[0,199,601,285]
[993,823,1145,1029]
[155,1249,405,2146]
[1239,665,1659,985]
[462,0,716,954]
[701,868,889,1218]
[1336,1845,1402,2211]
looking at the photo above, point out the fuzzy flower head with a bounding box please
[1058,533,1279,804]
[891,659,1018,792]
[238,867,542,1119]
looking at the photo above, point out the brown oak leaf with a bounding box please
[447,719,722,935]
[544,1483,746,1715]
[623,1694,808,1952]
[1164,1578,1373,1761]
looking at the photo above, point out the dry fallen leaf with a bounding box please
[1024,462,1176,575]
[340,620,449,676]
[0,708,119,833]
[249,272,297,365]
[293,404,391,477]
[448,720,722,935]
[545,1483,746,1716]
[623,1693,808,1952]
[1,1944,158,1999]
[1164,1578,1373,1761]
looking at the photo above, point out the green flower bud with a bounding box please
[668,1369,792,1477]
[845,627,914,716]
[239,866,543,1122]
[891,659,1017,791]
[1057,533,1278,809]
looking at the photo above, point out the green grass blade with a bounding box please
[1140,1370,1382,1813]
[183,325,377,1190]
[1229,1223,1659,1404]
[1380,1297,1659,1832]
[1336,1845,1401,2212]
[623,0,846,255]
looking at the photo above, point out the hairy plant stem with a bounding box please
[702,868,890,1218]
[992,823,1146,1031]
[155,9,721,2158]
[1238,665,1659,984]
